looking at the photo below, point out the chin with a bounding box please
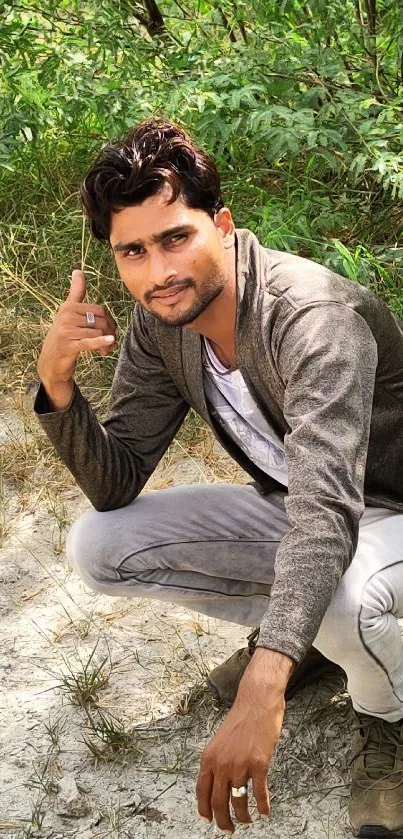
[150,301,209,327]
[155,310,200,328]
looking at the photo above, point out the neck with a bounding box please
[186,254,237,368]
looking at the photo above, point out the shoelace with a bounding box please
[247,626,260,654]
[356,715,403,781]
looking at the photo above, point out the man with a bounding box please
[35,117,403,837]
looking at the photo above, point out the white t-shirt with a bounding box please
[202,338,288,487]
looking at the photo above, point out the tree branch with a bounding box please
[131,0,165,37]
[143,0,165,34]
[219,8,237,42]
[364,0,377,38]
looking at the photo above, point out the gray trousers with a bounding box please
[67,483,403,721]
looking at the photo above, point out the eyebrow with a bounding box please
[112,224,195,253]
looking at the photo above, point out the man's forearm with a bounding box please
[34,382,142,511]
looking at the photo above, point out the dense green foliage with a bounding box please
[1,0,403,391]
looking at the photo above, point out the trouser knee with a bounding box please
[66,507,123,593]
[315,562,403,668]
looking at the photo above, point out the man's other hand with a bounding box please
[196,648,294,833]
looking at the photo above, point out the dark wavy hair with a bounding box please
[80,117,224,241]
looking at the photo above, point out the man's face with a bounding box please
[109,189,234,327]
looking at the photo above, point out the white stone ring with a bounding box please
[86,311,96,328]
[231,786,248,798]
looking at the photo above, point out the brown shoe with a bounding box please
[349,713,403,837]
[206,627,343,706]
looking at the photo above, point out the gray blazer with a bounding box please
[35,228,403,662]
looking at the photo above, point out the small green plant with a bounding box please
[82,709,138,762]
[26,755,58,797]
[54,646,111,707]
[43,713,67,750]
[44,492,70,555]
[28,795,46,832]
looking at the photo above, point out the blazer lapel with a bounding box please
[181,328,211,423]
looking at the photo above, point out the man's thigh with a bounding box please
[68,483,288,580]
[118,482,288,579]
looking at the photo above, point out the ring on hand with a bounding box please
[86,311,96,328]
[231,786,248,798]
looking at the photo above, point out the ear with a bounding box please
[214,207,235,249]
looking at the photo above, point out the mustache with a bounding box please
[144,278,195,304]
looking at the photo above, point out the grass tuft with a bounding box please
[82,709,138,762]
[53,647,111,708]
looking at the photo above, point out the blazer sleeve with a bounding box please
[34,306,189,511]
[257,301,378,663]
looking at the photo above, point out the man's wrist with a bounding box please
[253,647,296,684]
[40,378,74,412]
[237,647,296,704]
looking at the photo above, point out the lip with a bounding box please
[152,286,188,305]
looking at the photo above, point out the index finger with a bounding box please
[196,766,214,823]
[251,772,270,820]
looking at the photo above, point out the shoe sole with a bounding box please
[355,827,403,837]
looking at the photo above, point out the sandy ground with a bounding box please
[1,397,355,839]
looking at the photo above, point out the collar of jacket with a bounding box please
[170,227,264,418]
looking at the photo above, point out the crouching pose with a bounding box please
[35,117,403,837]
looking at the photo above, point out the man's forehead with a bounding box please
[109,193,207,245]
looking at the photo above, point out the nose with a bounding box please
[147,249,177,288]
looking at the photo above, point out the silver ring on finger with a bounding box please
[86,311,96,328]
[231,786,248,798]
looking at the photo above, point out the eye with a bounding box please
[168,233,187,245]
[124,247,143,257]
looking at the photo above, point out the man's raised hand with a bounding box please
[37,269,118,410]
